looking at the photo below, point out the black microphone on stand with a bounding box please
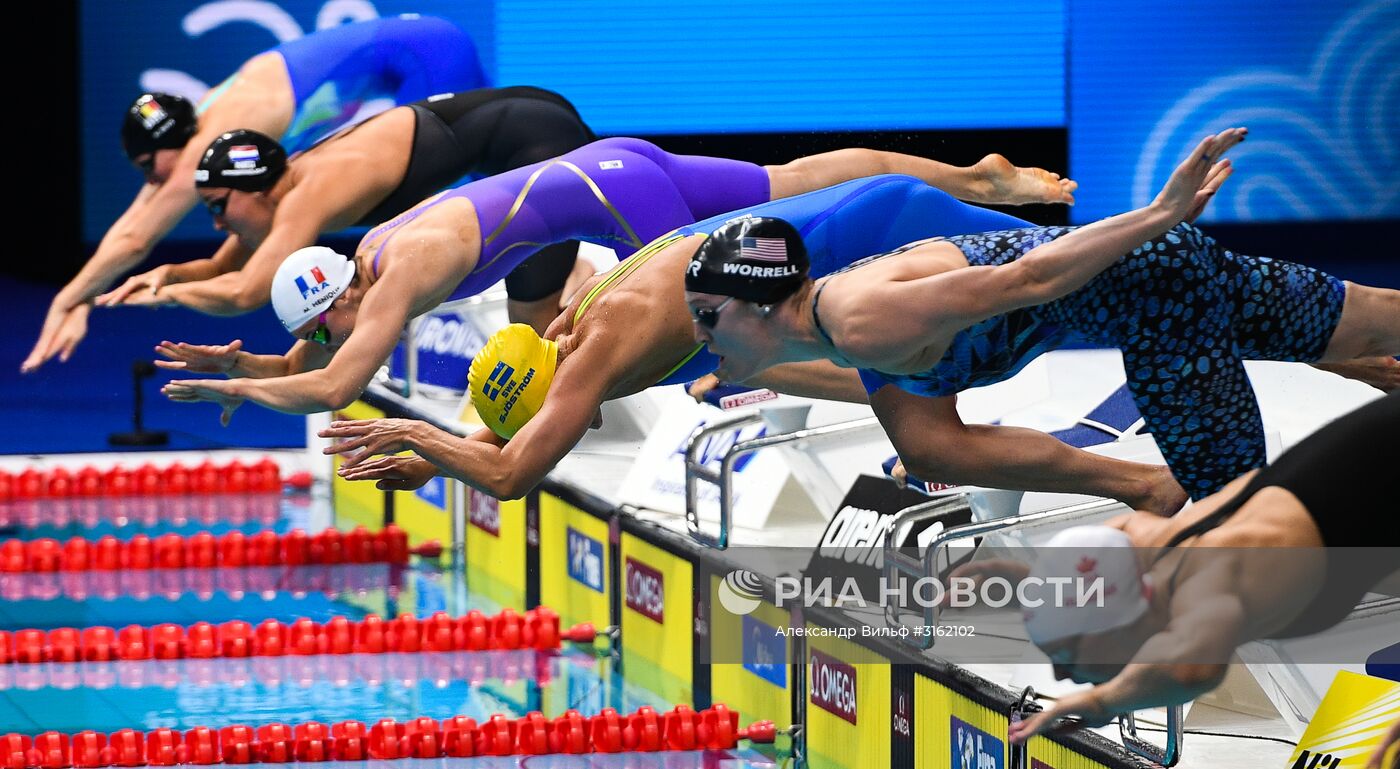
[108,359,169,446]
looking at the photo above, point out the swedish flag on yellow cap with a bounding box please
[469,324,559,439]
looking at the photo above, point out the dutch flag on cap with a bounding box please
[228,145,261,166]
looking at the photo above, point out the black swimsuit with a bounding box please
[357,86,595,226]
[1157,391,1400,638]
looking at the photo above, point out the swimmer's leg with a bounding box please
[1318,284,1400,361]
[1121,341,1265,501]
[505,241,584,334]
[765,149,1075,205]
[1222,249,1400,391]
[1042,226,1267,500]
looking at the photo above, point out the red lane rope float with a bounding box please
[0,460,296,502]
[0,525,440,573]
[0,647,554,693]
[0,495,283,531]
[0,562,401,603]
[0,608,602,664]
[1,704,775,766]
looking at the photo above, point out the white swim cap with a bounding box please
[271,246,357,334]
[1021,526,1151,647]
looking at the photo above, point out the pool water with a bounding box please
[0,490,782,768]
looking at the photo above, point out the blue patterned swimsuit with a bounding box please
[842,223,1347,499]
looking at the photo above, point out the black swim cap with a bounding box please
[685,216,810,304]
[122,93,198,161]
[194,130,288,192]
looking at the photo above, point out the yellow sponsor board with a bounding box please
[392,476,452,566]
[539,493,611,631]
[619,532,693,706]
[331,401,386,531]
[806,631,890,769]
[463,488,527,611]
[1286,671,1400,769]
[914,672,1113,769]
[709,579,792,731]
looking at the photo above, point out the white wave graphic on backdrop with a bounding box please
[139,0,380,102]
[1131,0,1399,221]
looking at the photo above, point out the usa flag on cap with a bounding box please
[739,237,787,263]
[294,266,328,299]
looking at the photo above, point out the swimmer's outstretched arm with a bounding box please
[151,178,361,314]
[155,338,331,379]
[829,129,1244,364]
[1009,571,1243,743]
[875,389,1186,514]
[23,178,201,372]
[737,360,870,403]
[163,268,421,415]
[767,148,1077,206]
[99,236,253,308]
[324,334,617,500]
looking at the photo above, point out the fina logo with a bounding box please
[951,716,1004,769]
[717,570,764,615]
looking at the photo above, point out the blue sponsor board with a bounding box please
[566,527,604,593]
[742,615,786,688]
[388,313,488,393]
[951,716,1004,769]
[414,475,447,510]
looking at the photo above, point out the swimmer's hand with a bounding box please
[97,265,175,307]
[319,419,423,467]
[935,558,1032,608]
[975,154,1079,206]
[1008,688,1116,744]
[1153,127,1247,222]
[22,303,90,373]
[889,458,909,487]
[686,374,722,403]
[162,378,243,426]
[1364,715,1400,769]
[154,339,242,375]
[333,454,439,492]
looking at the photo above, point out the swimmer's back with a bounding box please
[274,16,487,152]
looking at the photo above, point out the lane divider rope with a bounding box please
[0,525,439,573]
[0,608,606,664]
[0,460,294,501]
[2,704,776,765]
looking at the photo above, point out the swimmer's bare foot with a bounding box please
[1313,357,1400,393]
[974,153,1078,206]
[1128,466,1189,516]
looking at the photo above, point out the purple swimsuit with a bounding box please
[367,137,771,300]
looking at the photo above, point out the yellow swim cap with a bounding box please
[468,324,560,439]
